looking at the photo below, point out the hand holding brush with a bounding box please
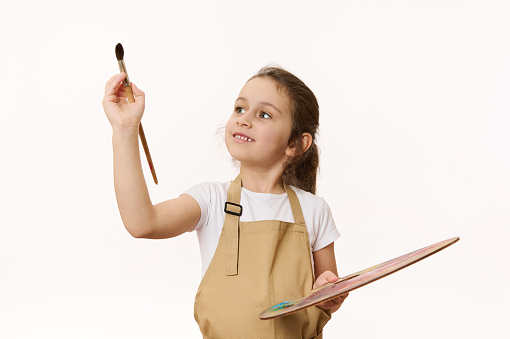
[105,43,158,184]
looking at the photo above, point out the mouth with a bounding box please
[233,133,255,142]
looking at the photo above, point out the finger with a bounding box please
[105,73,126,95]
[333,292,349,302]
[105,73,122,93]
[319,300,339,308]
[318,293,348,309]
[106,84,128,105]
[327,275,340,283]
[334,293,348,304]
[131,83,145,104]
[103,86,127,107]
[131,82,144,97]
[322,270,340,283]
[313,275,329,289]
[115,86,127,98]
[103,88,125,106]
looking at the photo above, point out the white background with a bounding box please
[1,0,508,338]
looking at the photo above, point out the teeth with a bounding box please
[235,135,253,142]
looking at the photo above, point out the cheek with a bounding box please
[224,117,236,149]
[225,115,236,133]
[261,129,290,151]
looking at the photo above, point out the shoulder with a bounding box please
[290,186,340,251]
[183,181,231,232]
[289,185,329,213]
[184,181,230,201]
[289,185,334,231]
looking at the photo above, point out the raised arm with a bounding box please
[102,73,200,239]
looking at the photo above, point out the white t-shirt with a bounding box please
[184,181,340,278]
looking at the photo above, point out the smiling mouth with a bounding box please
[234,134,255,142]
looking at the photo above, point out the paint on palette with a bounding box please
[260,237,459,320]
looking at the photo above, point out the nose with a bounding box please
[236,111,253,128]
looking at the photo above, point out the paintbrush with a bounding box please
[115,43,158,185]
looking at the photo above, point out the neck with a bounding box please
[239,165,285,194]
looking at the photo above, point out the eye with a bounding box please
[235,107,246,114]
[259,112,271,119]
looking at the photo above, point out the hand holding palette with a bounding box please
[260,237,459,320]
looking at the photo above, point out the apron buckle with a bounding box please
[224,201,243,216]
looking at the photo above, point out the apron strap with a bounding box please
[284,184,306,225]
[223,176,306,276]
[224,175,242,276]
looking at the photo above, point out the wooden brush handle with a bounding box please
[139,123,158,184]
[125,85,136,104]
[125,85,159,185]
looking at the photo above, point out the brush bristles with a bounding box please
[115,43,124,61]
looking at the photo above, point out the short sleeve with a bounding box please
[312,200,340,252]
[182,183,212,232]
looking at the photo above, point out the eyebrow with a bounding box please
[236,97,282,114]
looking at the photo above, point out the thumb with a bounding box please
[313,271,339,289]
[327,274,340,283]
[131,83,145,104]
[322,270,340,283]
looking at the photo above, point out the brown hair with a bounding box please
[251,66,320,194]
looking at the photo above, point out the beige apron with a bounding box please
[194,176,331,338]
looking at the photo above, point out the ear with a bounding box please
[286,133,313,158]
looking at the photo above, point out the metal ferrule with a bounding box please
[117,60,131,87]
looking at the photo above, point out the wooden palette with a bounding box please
[260,237,459,320]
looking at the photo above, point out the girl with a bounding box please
[102,66,348,338]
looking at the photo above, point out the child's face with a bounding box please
[225,77,295,170]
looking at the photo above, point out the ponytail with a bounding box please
[282,142,319,194]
